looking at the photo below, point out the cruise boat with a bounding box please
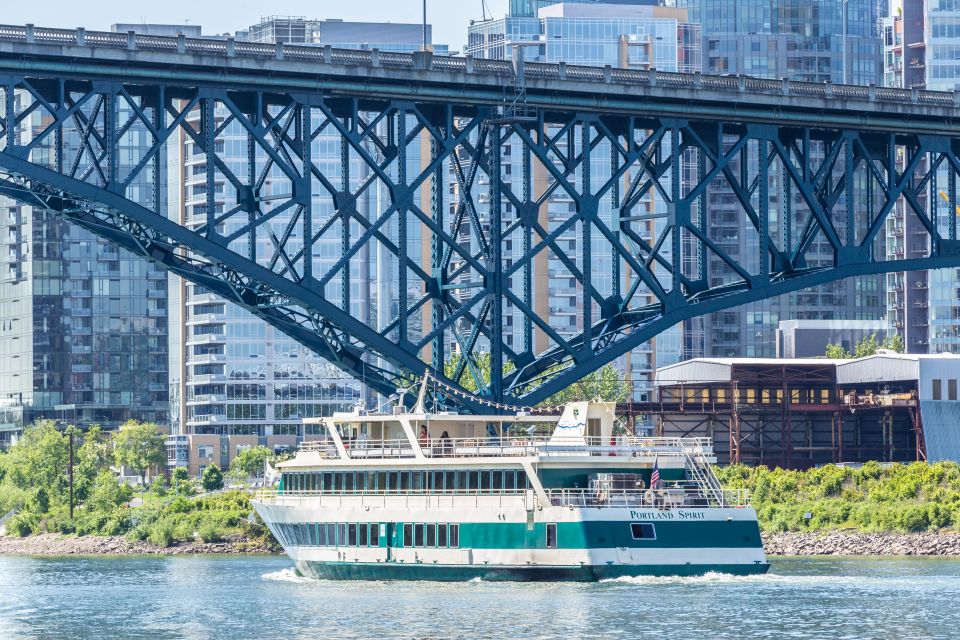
[252,399,769,581]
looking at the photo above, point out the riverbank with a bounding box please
[0,533,278,556]
[764,531,960,556]
[5,531,960,557]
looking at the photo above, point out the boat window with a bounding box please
[337,523,346,546]
[370,524,380,547]
[630,523,657,540]
[469,471,479,492]
[426,524,436,547]
[334,473,343,491]
[449,524,459,548]
[457,471,467,492]
[356,473,366,492]
[414,523,425,547]
[437,524,448,548]
[318,523,327,546]
[492,471,503,492]
[359,524,368,546]
[323,473,332,491]
[403,524,413,547]
[412,471,423,492]
[366,472,376,492]
[546,523,557,549]
[345,473,354,492]
[480,471,490,491]
[348,524,358,546]
[327,524,336,546]
[518,470,528,489]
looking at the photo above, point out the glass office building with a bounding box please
[0,57,170,440]
[880,0,960,355]
[667,0,885,358]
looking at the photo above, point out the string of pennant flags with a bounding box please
[422,374,567,415]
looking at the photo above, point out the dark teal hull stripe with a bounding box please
[297,561,771,582]
[462,521,764,550]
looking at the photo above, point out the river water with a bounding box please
[1,555,959,639]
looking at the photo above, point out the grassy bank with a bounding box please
[0,422,279,550]
[3,488,278,550]
[718,461,960,534]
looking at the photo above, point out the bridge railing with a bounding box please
[0,23,957,108]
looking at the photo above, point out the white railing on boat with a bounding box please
[297,436,714,460]
[254,488,527,510]
[543,487,750,509]
[254,486,750,509]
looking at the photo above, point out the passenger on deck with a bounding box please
[440,431,452,456]
[419,425,430,447]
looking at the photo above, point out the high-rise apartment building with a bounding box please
[467,3,701,402]
[671,0,886,358]
[167,17,449,474]
[0,25,175,445]
[883,0,960,355]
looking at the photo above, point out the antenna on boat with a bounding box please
[414,372,430,414]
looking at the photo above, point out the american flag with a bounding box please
[651,458,661,490]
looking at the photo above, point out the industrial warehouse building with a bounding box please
[651,353,960,469]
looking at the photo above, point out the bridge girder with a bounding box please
[1,32,960,411]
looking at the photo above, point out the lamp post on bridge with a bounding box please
[842,0,849,85]
[422,0,428,52]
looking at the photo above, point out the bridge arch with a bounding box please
[1,27,960,410]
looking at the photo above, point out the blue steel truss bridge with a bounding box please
[1,25,960,412]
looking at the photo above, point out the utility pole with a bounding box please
[68,431,74,520]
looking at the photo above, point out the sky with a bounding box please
[3,0,510,51]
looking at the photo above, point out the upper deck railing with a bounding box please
[0,24,957,109]
[253,485,750,509]
[297,435,714,461]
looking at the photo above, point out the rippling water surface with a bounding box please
[1,554,960,639]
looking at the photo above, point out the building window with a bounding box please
[933,379,943,401]
[546,523,557,549]
[630,523,657,540]
[951,380,958,402]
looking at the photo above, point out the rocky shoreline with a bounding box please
[0,533,279,556]
[5,531,960,557]
[763,531,960,556]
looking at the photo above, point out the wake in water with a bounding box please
[601,571,773,586]
[261,568,317,584]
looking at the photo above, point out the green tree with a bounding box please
[202,465,224,492]
[73,426,111,503]
[854,334,882,358]
[3,421,69,504]
[826,333,904,360]
[171,466,192,495]
[229,446,273,483]
[541,363,632,407]
[825,343,852,359]
[882,334,905,354]
[112,421,166,487]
